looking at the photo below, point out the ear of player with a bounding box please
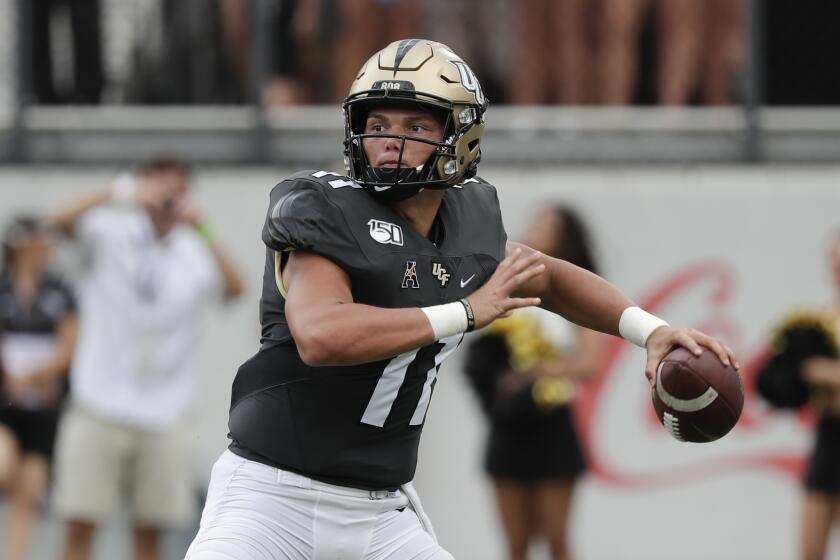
[652,347,745,443]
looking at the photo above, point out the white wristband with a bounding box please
[421,302,468,340]
[619,306,669,348]
[111,173,137,205]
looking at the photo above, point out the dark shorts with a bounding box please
[0,405,60,458]
[485,405,586,483]
[805,416,840,495]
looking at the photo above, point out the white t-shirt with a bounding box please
[71,206,221,430]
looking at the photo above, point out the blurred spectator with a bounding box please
[512,0,597,105]
[464,206,606,560]
[262,0,307,106]
[698,0,744,105]
[597,0,649,105]
[757,233,840,560]
[26,0,104,104]
[597,0,743,106]
[330,0,425,101]
[425,0,511,103]
[262,0,332,106]
[655,0,702,105]
[656,0,744,105]
[47,158,245,560]
[0,215,77,560]
[217,0,250,96]
[125,0,248,104]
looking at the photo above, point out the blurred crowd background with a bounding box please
[5,0,840,110]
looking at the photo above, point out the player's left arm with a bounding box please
[506,241,739,384]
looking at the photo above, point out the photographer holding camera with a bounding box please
[48,158,243,560]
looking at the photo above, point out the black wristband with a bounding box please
[459,299,475,332]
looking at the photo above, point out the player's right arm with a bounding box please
[283,248,544,366]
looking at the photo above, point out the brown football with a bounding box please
[652,347,744,442]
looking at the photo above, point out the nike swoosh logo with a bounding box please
[460,274,476,288]
[373,186,391,191]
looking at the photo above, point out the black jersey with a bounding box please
[228,170,507,490]
[0,272,76,410]
[0,273,76,336]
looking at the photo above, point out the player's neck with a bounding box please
[390,189,445,238]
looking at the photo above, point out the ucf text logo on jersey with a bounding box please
[368,219,404,246]
[432,263,450,287]
[402,261,420,289]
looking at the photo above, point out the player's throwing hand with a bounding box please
[643,326,739,386]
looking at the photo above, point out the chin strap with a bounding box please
[361,166,426,201]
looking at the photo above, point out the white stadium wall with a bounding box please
[0,165,838,560]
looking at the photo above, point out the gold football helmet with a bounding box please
[343,39,487,200]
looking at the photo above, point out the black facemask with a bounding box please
[361,166,427,201]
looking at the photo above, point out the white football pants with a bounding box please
[184,450,454,560]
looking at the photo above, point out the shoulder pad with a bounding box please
[455,175,499,203]
[287,169,363,190]
[450,175,506,261]
[453,175,490,189]
[262,174,356,256]
[452,175,499,200]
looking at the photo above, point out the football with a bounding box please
[652,347,744,442]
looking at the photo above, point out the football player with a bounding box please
[185,39,738,559]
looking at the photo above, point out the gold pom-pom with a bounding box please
[531,377,575,412]
[771,310,839,354]
[488,313,557,372]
